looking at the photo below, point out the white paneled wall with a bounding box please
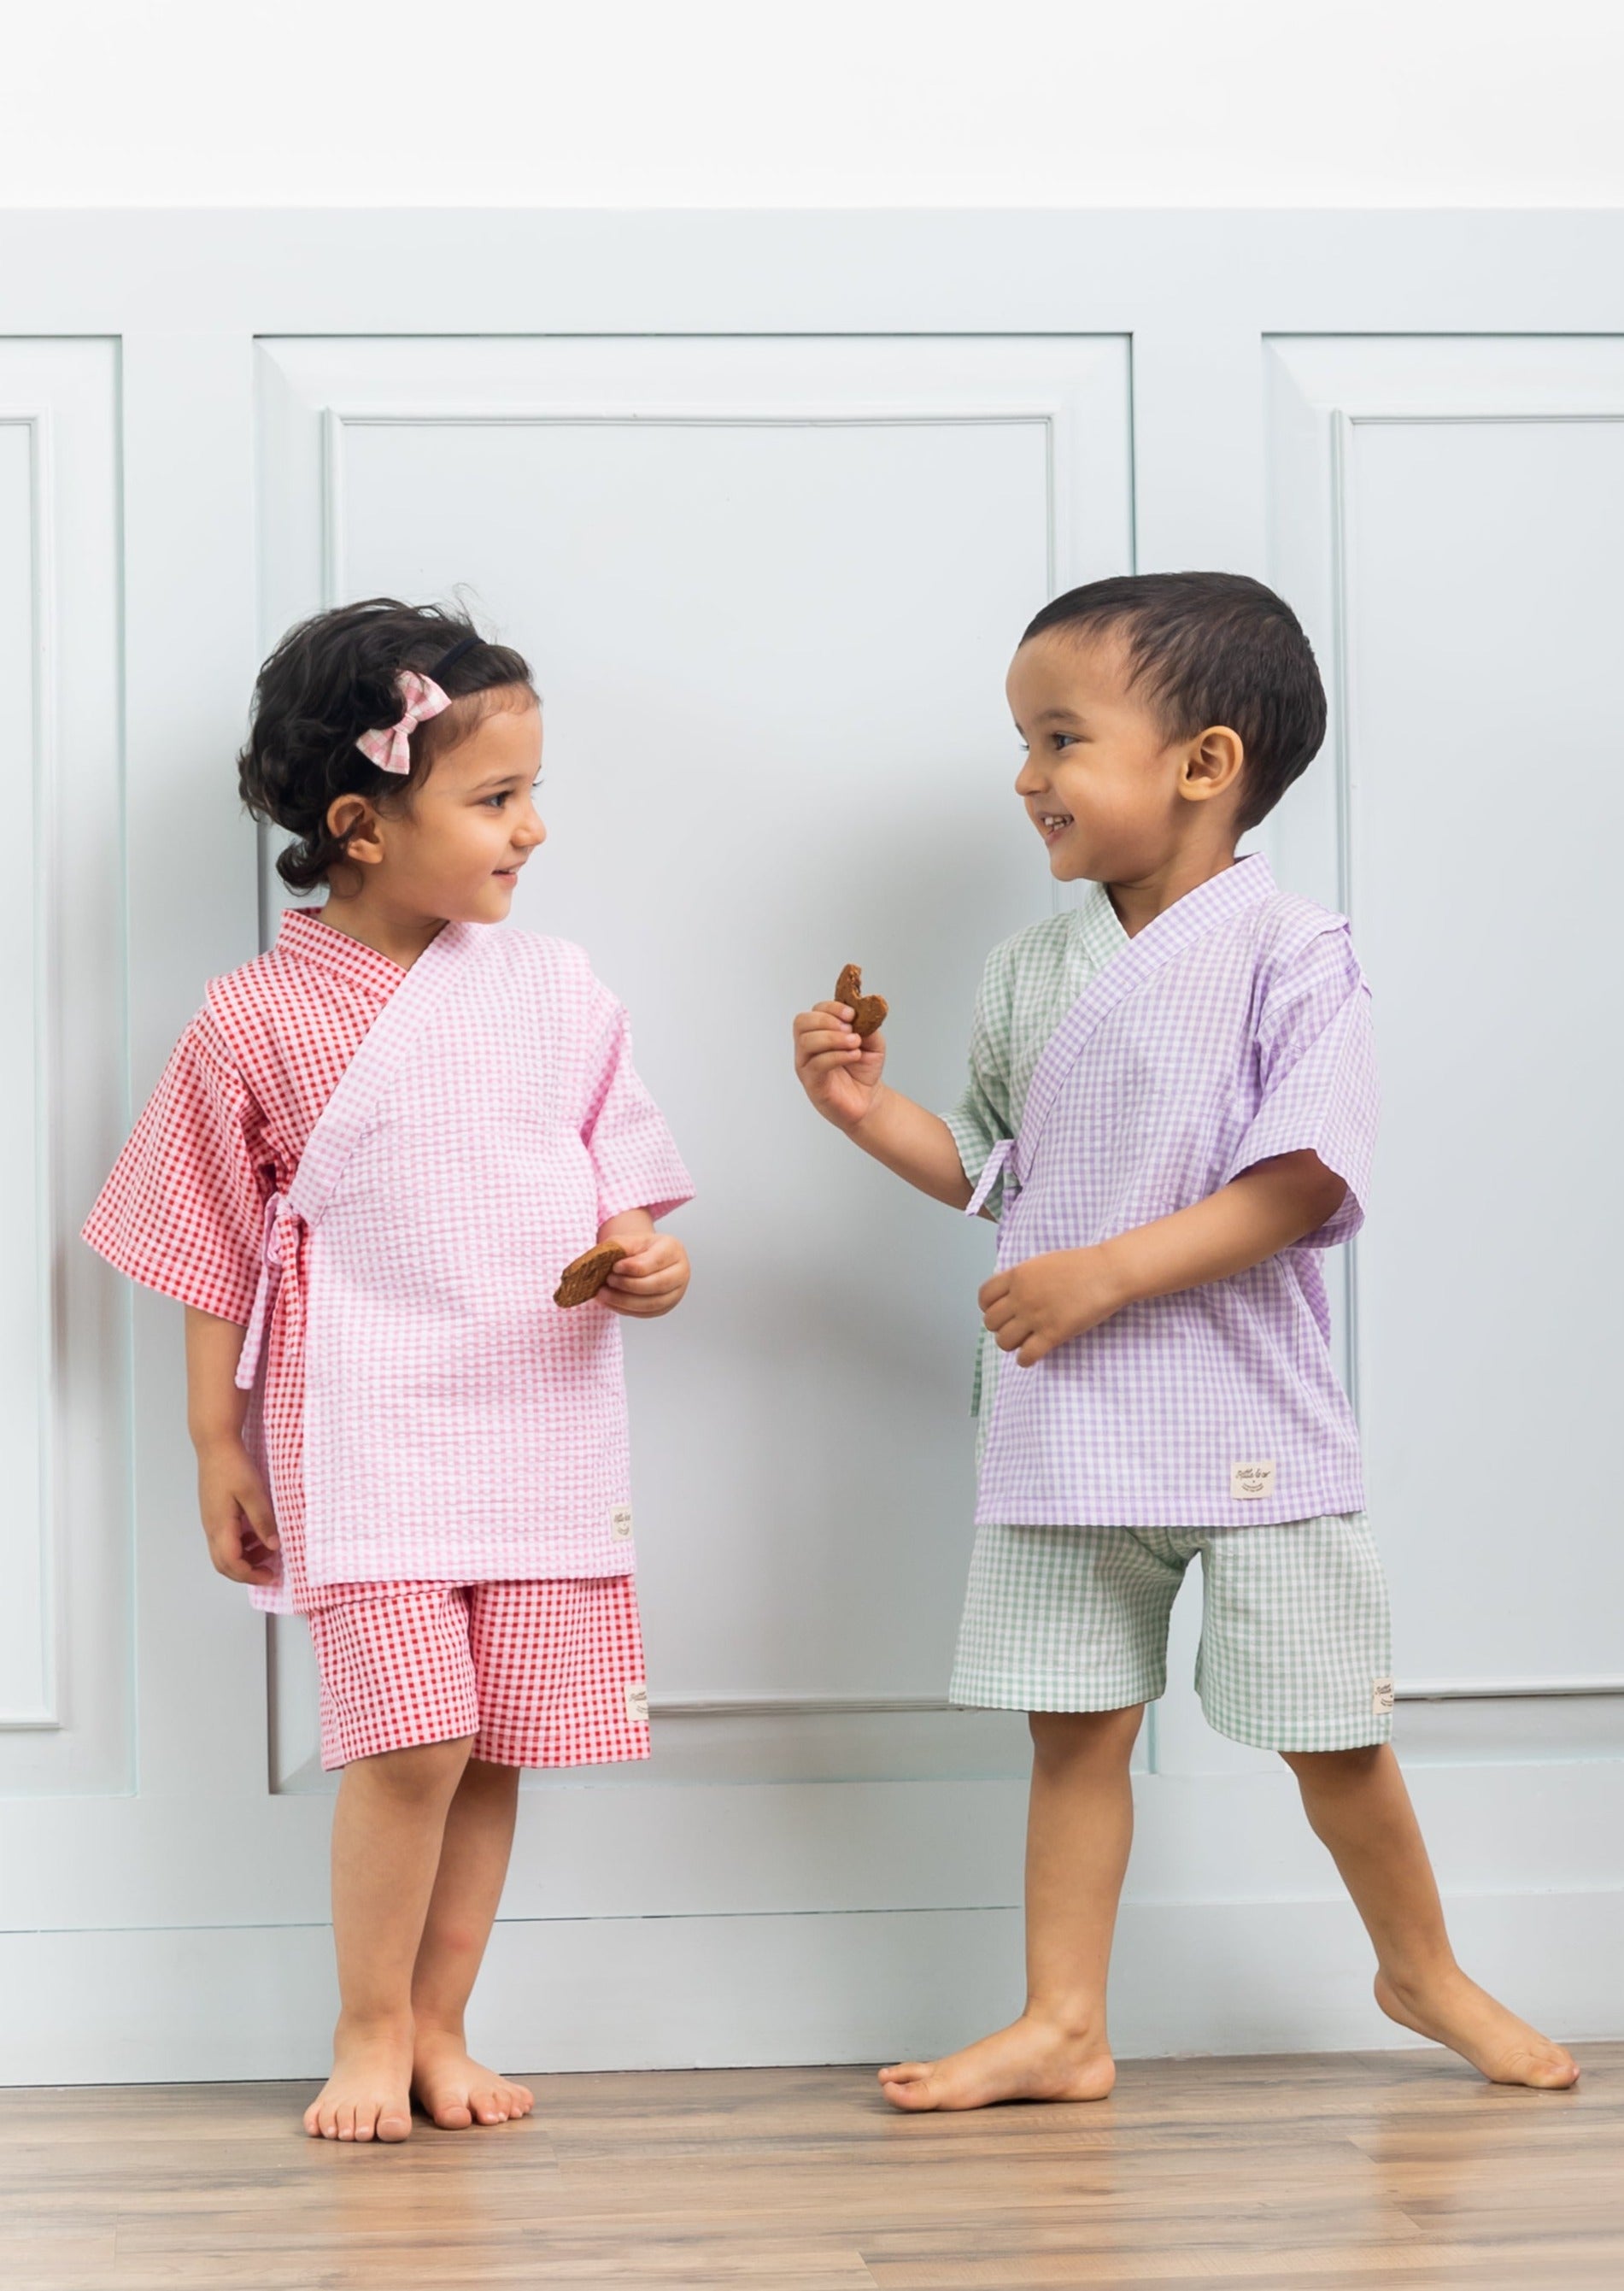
[2,213,1622,2082]
[0,338,129,1793]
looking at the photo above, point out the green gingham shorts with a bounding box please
[950,1513,1392,1752]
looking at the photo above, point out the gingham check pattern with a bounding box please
[307,1575,652,1771]
[84,908,692,1613]
[952,858,1376,1529]
[951,1512,1392,1750]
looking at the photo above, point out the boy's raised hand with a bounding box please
[793,999,887,1132]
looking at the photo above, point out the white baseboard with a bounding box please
[4,1889,1619,2088]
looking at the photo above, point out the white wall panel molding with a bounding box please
[1265,334,1624,1707]
[0,340,129,1790]
[255,333,1134,1761]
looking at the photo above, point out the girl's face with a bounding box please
[336,692,547,925]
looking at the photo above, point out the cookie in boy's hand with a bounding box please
[554,1243,628,1308]
[835,963,888,1039]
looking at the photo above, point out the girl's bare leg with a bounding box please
[880,1704,1143,2112]
[408,1756,536,2128]
[1284,1744,1578,2089]
[304,1735,475,2141]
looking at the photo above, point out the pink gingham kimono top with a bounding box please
[85,910,694,1613]
[966,855,1377,1530]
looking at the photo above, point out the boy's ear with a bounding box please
[326,791,384,866]
[1179,725,1246,806]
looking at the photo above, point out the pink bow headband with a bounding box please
[355,670,451,776]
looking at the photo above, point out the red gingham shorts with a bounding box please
[304,1576,651,1771]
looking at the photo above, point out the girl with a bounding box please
[85,600,694,2144]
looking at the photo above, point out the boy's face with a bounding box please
[1006,628,1240,884]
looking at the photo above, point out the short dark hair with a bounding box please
[1020,572,1327,831]
[237,597,537,892]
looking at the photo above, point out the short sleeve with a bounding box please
[1222,922,1378,1249]
[943,943,1017,1219]
[580,985,695,1225]
[81,1017,266,1322]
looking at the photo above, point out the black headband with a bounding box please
[430,634,484,683]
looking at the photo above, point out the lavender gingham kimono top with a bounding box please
[959,855,1377,1530]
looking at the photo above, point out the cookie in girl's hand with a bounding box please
[554,1243,628,1308]
[835,963,888,1039]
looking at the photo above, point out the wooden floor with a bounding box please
[2,2046,1621,2289]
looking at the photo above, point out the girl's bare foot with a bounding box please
[878,2012,1117,2112]
[412,2030,535,2129]
[1375,1968,1579,2088]
[303,2018,415,2141]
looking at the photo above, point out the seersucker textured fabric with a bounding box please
[964,855,1378,1530]
[84,908,694,1611]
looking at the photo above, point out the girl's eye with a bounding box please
[1051,733,1077,752]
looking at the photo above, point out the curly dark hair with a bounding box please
[237,598,537,892]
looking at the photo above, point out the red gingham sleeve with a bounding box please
[82,1013,267,1325]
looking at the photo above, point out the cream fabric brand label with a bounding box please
[1230,1460,1276,1500]
[611,1505,634,1540]
[625,1682,649,1726]
[1372,1677,1395,1716]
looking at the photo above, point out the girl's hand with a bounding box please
[793,1000,887,1133]
[196,1436,281,1587]
[602,1231,690,1319]
[979,1246,1129,1368]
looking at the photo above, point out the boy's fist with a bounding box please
[793,997,887,1132]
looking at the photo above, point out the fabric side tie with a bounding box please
[964,1137,1015,1219]
[236,1191,293,1392]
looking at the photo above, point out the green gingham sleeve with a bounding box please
[944,940,1017,1220]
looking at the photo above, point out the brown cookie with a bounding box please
[554,1242,628,1308]
[834,962,888,1039]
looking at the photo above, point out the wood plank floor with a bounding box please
[1,2045,1620,2290]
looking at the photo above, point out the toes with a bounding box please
[378,2109,413,2141]
[434,2100,474,2129]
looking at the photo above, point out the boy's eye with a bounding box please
[1051,732,1077,752]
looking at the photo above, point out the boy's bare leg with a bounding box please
[1284,1744,1578,2088]
[304,1735,476,2141]
[409,1756,536,2129]
[881,1704,1142,2112]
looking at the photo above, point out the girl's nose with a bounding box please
[1014,757,1044,797]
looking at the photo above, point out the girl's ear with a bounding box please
[325,792,384,866]
[1180,725,1246,805]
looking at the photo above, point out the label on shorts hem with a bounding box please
[625,1682,649,1726]
[1371,1676,1395,1716]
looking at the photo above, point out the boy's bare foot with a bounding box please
[1375,1968,1579,2089]
[878,2012,1117,2112]
[303,2019,415,2141]
[412,2030,535,2129]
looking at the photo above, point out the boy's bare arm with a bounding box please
[981,1151,1347,1367]
[793,999,972,1209]
[184,1305,281,1585]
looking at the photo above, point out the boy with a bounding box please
[793,573,1576,2108]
